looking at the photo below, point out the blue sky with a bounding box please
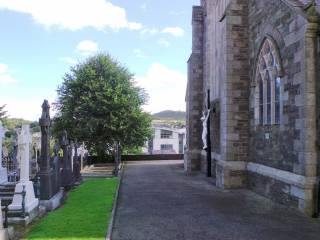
[0,0,199,121]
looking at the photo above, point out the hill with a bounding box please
[152,110,186,120]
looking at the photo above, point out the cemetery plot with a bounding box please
[26,178,118,240]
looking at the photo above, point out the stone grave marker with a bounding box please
[9,125,39,213]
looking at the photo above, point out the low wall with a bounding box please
[122,154,184,161]
[87,154,184,164]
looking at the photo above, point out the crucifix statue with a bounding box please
[201,109,211,150]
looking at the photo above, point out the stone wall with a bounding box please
[216,0,250,188]
[185,6,205,173]
[197,0,250,187]
[248,0,307,173]
[248,0,318,216]
[187,0,319,216]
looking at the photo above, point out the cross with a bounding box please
[18,125,32,146]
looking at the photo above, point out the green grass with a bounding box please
[26,178,118,240]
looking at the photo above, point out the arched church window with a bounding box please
[255,38,282,125]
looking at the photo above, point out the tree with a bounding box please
[0,104,7,120]
[53,53,152,158]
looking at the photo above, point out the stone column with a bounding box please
[38,100,55,200]
[300,19,319,216]
[61,131,73,189]
[0,122,8,184]
[216,0,249,189]
[185,6,205,173]
[9,125,39,212]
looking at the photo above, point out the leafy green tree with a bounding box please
[0,104,7,120]
[53,53,152,159]
[1,118,40,153]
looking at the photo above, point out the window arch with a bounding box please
[255,38,282,126]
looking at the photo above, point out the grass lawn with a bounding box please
[26,178,118,240]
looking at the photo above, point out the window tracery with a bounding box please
[255,38,282,125]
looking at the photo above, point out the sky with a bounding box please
[0,0,199,121]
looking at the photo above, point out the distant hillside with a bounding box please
[152,111,186,120]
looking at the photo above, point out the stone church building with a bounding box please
[185,0,320,216]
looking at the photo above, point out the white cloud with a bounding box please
[135,63,186,113]
[140,3,147,10]
[76,40,98,56]
[162,27,185,37]
[127,22,143,30]
[133,49,147,59]
[157,38,170,47]
[0,91,57,120]
[60,57,77,65]
[0,63,8,74]
[0,63,16,84]
[140,28,159,36]
[0,0,143,31]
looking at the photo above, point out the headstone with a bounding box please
[12,130,18,168]
[79,143,85,170]
[0,121,8,184]
[52,142,61,193]
[73,141,82,184]
[113,143,121,176]
[9,125,39,213]
[61,131,73,189]
[38,100,55,200]
[70,141,74,172]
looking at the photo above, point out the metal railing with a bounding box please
[2,156,19,182]
[1,185,26,228]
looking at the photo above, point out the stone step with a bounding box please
[0,189,15,193]
[7,209,29,218]
[0,183,16,189]
[0,191,14,198]
[81,169,113,171]
[93,163,115,167]
[81,173,114,178]
[90,168,114,171]
[0,183,16,206]
[1,198,13,206]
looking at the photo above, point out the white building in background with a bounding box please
[144,126,186,154]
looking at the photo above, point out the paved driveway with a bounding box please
[112,160,320,240]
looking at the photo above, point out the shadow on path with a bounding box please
[112,160,320,240]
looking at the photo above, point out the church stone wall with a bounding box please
[248,0,318,215]
[216,0,250,188]
[185,6,205,173]
[186,0,319,216]
[201,0,228,173]
[248,0,307,174]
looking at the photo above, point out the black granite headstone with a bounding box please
[61,131,74,190]
[73,141,82,185]
[38,100,56,200]
[52,142,61,193]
